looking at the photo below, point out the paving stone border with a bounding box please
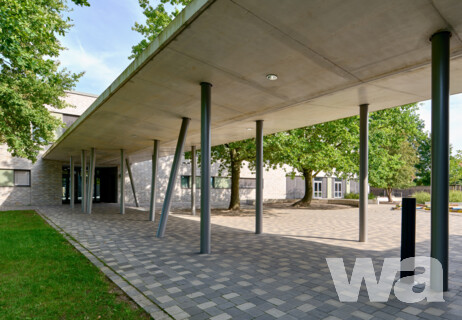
[18,204,462,320]
[36,208,173,320]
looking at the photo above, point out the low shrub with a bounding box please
[449,190,462,202]
[412,191,431,204]
[344,193,359,199]
[344,193,376,200]
[412,191,462,204]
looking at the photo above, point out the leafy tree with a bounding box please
[414,132,431,186]
[0,0,89,161]
[211,140,257,211]
[368,104,424,202]
[130,0,191,59]
[265,118,359,207]
[450,150,462,186]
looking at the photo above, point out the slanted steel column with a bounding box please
[81,150,87,213]
[126,158,139,207]
[430,31,450,292]
[157,117,190,238]
[87,147,96,214]
[359,104,369,242]
[256,120,263,234]
[149,140,159,222]
[120,149,125,214]
[191,145,197,216]
[200,82,212,254]
[70,156,75,209]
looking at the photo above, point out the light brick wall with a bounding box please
[124,155,288,208]
[0,146,62,206]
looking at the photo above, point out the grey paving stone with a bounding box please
[37,204,462,320]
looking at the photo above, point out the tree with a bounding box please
[130,0,191,59]
[414,132,431,186]
[368,104,424,202]
[450,150,462,186]
[265,118,359,207]
[210,140,257,211]
[0,0,89,162]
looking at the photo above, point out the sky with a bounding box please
[58,0,462,151]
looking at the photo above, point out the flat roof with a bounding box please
[44,0,462,165]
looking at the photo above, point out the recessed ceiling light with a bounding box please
[247,128,252,131]
[266,74,278,81]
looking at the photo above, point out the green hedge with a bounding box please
[412,191,462,204]
[412,191,431,204]
[344,193,376,200]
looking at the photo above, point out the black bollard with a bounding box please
[401,197,416,279]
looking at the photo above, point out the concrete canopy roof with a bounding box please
[44,0,462,165]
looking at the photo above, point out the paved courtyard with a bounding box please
[36,204,462,320]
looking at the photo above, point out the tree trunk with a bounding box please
[228,150,241,211]
[386,187,393,203]
[293,169,313,207]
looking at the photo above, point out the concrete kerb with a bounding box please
[35,208,174,320]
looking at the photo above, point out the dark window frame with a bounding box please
[0,169,31,187]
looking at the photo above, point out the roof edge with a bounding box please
[43,0,215,159]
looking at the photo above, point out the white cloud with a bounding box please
[58,38,121,94]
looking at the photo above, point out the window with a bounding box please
[213,177,231,189]
[181,176,230,189]
[63,114,79,128]
[0,169,30,187]
[180,176,206,189]
[181,175,190,189]
[0,170,14,187]
[313,179,322,198]
[240,178,261,189]
[334,180,343,198]
[15,170,30,186]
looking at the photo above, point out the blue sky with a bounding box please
[58,0,461,151]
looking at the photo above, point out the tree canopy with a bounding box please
[130,0,191,59]
[368,104,425,201]
[265,117,359,206]
[0,0,88,161]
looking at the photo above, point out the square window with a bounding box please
[14,170,30,186]
[213,177,231,189]
[0,169,14,187]
[181,176,191,189]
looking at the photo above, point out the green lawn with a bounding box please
[0,210,151,319]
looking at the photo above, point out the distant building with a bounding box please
[1,91,354,208]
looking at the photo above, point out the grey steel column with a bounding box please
[81,150,87,213]
[256,120,263,234]
[359,104,369,242]
[126,158,139,207]
[191,145,197,216]
[200,82,212,254]
[87,147,96,214]
[149,140,159,222]
[120,149,125,214]
[70,156,75,209]
[431,31,450,292]
[157,117,190,238]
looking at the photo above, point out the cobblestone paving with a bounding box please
[37,204,462,320]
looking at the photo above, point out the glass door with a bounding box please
[334,181,343,198]
[313,180,322,198]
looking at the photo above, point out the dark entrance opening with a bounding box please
[62,166,117,204]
